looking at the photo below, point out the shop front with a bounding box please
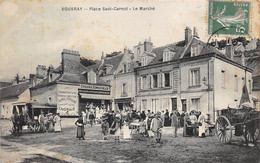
[78,84,112,114]
[114,97,134,111]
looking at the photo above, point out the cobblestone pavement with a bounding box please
[1,119,259,163]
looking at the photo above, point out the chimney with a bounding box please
[29,74,36,86]
[144,38,153,52]
[61,49,80,74]
[193,27,199,38]
[36,65,47,77]
[185,27,192,45]
[225,37,234,60]
[241,54,245,66]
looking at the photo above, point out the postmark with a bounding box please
[208,0,250,35]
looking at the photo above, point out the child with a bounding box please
[123,120,131,139]
[151,112,163,143]
[101,116,109,140]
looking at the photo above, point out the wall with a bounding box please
[136,63,179,112]
[0,89,30,119]
[214,58,252,111]
[57,84,79,116]
[179,57,214,119]
[31,84,58,106]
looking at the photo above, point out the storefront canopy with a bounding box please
[114,97,133,104]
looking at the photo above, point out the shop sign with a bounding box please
[80,84,110,91]
[79,89,110,95]
[57,85,78,116]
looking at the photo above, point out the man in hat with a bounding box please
[38,111,46,132]
[171,110,179,137]
[101,114,109,140]
[151,112,163,143]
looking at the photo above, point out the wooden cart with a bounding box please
[215,107,260,145]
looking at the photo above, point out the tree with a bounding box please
[14,73,20,84]
[80,57,96,67]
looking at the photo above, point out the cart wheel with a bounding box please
[215,115,232,144]
[245,127,260,142]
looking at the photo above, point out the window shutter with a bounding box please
[140,76,143,90]
[158,73,161,87]
[162,73,165,87]
[170,71,173,87]
[151,75,153,88]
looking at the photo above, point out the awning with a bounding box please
[114,98,133,104]
[31,104,57,109]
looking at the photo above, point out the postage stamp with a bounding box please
[208,0,250,35]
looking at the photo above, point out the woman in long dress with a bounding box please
[123,121,131,139]
[198,112,206,138]
[75,115,85,140]
[54,113,62,132]
[47,113,54,132]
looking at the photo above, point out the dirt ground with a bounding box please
[1,119,259,163]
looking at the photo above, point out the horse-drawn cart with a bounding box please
[215,106,260,146]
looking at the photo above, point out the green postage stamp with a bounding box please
[208,0,250,35]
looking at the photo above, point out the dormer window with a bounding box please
[141,57,148,66]
[163,52,171,62]
[123,63,128,73]
[191,43,202,57]
[163,48,175,62]
[88,71,96,84]
[49,74,53,82]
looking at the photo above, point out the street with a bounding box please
[0,119,259,163]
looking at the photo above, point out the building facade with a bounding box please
[0,82,31,118]
[134,27,253,122]
[30,49,112,116]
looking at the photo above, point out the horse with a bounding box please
[11,113,24,136]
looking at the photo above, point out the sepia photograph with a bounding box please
[0,0,259,162]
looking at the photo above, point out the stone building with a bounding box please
[0,82,31,118]
[30,49,111,117]
[87,49,137,111]
[134,27,253,122]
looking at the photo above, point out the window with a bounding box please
[49,74,53,82]
[234,75,238,91]
[190,69,200,86]
[221,70,225,88]
[48,97,52,103]
[191,98,200,111]
[151,99,159,113]
[152,74,158,88]
[181,99,187,112]
[141,57,148,66]
[163,73,170,87]
[88,71,96,84]
[162,98,169,110]
[249,80,251,94]
[142,100,147,111]
[122,83,127,96]
[163,52,171,62]
[141,76,147,90]
[191,45,199,57]
[123,64,127,73]
[137,47,141,55]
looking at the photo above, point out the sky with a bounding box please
[0,0,259,81]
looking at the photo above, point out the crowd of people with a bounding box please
[75,108,210,143]
[38,112,62,133]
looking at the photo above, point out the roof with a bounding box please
[0,82,30,100]
[148,41,185,65]
[0,82,12,88]
[99,54,124,76]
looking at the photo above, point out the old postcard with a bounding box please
[0,0,259,162]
